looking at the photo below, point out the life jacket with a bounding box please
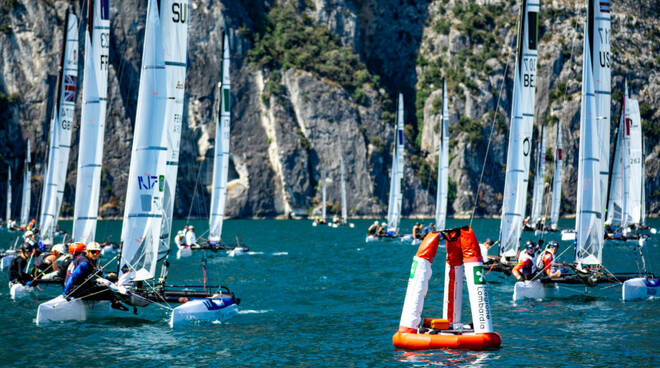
[516,253,534,276]
[9,256,30,284]
[64,254,98,294]
[35,252,54,272]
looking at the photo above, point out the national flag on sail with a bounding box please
[63,74,77,102]
[599,1,610,13]
[557,148,562,161]
[625,118,631,136]
[100,0,109,20]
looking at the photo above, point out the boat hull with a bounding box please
[36,295,117,325]
[169,298,238,328]
[1,251,16,271]
[10,283,35,300]
[513,280,560,301]
[622,277,659,301]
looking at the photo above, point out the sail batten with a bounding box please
[386,93,405,234]
[499,0,539,258]
[435,80,449,230]
[39,11,79,243]
[209,33,230,242]
[72,0,110,243]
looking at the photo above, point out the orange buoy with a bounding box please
[393,227,502,351]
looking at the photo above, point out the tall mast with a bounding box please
[387,93,404,234]
[499,0,539,259]
[550,122,562,229]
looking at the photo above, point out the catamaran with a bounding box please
[312,167,328,227]
[331,154,354,228]
[513,1,657,301]
[604,81,655,240]
[36,0,239,327]
[549,123,562,231]
[526,126,546,233]
[366,93,404,242]
[39,9,79,246]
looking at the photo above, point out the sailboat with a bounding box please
[366,93,404,242]
[435,80,449,232]
[20,140,31,229]
[36,0,239,327]
[526,126,546,233]
[490,0,539,268]
[39,9,79,246]
[72,0,110,246]
[604,81,654,240]
[331,154,354,228]
[312,168,328,227]
[549,122,562,231]
[513,1,657,301]
[5,165,11,230]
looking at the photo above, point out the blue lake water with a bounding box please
[0,218,658,367]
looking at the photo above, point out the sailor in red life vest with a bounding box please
[540,241,563,278]
[512,241,536,281]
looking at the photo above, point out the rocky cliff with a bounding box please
[0,0,658,222]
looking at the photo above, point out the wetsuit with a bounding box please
[63,254,113,300]
[35,252,56,273]
[512,253,534,280]
[367,224,377,235]
[9,256,31,285]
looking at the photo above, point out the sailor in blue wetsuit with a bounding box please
[64,242,127,310]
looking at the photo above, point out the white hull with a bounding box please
[36,295,118,325]
[1,251,16,271]
[227,247,247,257]
[561,230,576,241]
[177,246,192,259]
[169,298,238,328]
[10,283,35,300]
[513,280,560,301]
[622,277,660,301]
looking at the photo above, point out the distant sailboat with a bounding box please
[497,0,538,263]
[20,140,31,229]
[366,93,404,242]
[435,80,449,231]
[5,165,11,230]
[549,122,562,231]
[39,10,79,245]
[331,154,354,228]
[72,0,110,244]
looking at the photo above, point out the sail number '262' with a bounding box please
[172,2,187,23]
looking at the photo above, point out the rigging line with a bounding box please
[62,254,118,300]
[119,259,173,310]
[530,241,574,281]
[185,156,205,223]
[469,61,511,227]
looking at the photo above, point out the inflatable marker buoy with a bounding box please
[393,227,501,351]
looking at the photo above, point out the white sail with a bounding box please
[550,122,562,229]
[120,0,170,281]
[321,169,327,221]
[588,0,611,216]
[530,126,546,224]
[5,165,11,226]
[72,0,110,243]
[499,0,539,258]
[20,140,31,227]
[39,12,79,243]
[208,33,230,243]
[340,155,347,223]
[625,92,643,225]
[575,25,603,266]
[606,93,625,227]
[435,80,449,230]
[386,93,404,234]
[641,141,646,226]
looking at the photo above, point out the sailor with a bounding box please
[34,243,65,276]
[512,242,536,281]
[539,241,563,278]
[9,243,33,286]
[63,242,127,310]
[23,230,36,248]
[56,242,85,283]
[480,238,496,262]
[174,230,186,249]
[27,219,36,231]
[185,225,197,247]
[376,222,387,237]
[367,221,379,235]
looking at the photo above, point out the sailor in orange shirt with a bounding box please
[512,241,536,281]
[540,241,563,278]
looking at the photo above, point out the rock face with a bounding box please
[0,0,658,222]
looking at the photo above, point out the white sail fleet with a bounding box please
[1,0,657,327]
